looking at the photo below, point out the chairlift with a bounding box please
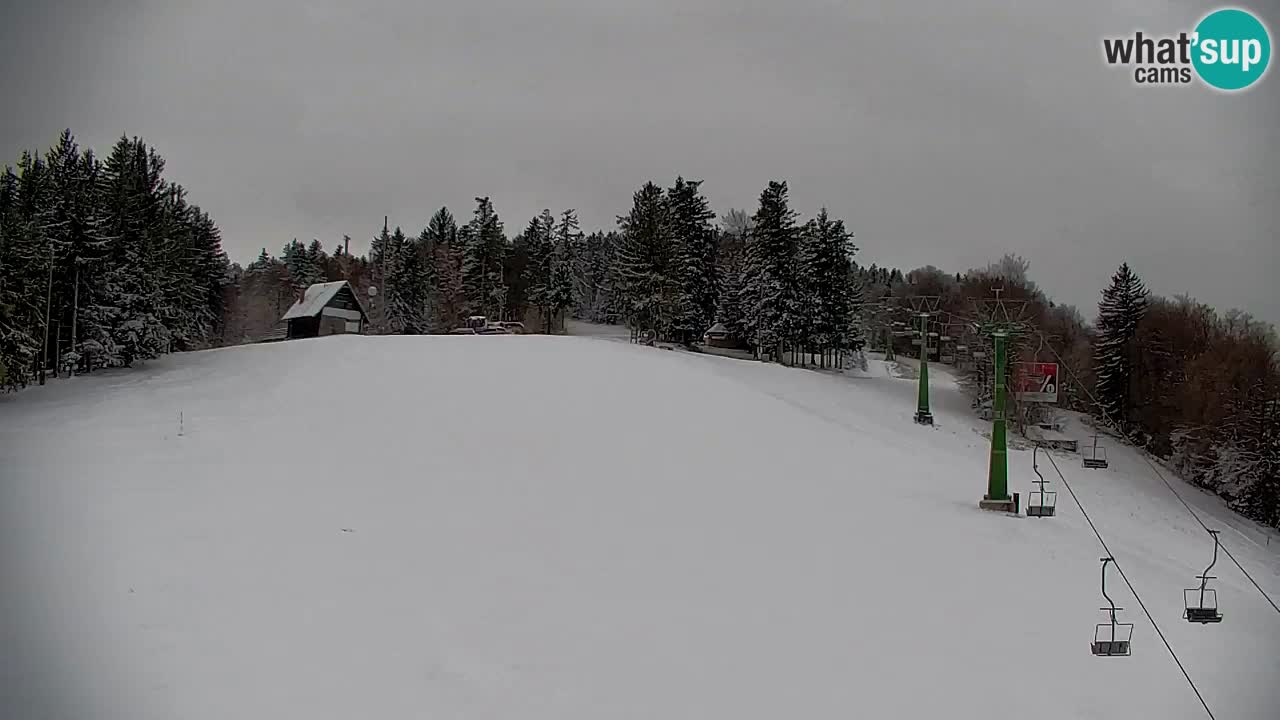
[1082,434,1109,469]
[1026,445,1057,518]
[1183,530,1224,624]
[1091,557,1133,657]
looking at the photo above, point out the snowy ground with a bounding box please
[2,332,1278,719]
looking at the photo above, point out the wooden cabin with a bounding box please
[702,322,740,349]
[280,281,369,340]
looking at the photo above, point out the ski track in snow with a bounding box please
[1,331,1278,719]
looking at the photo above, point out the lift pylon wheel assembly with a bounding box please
[1026,445,1057,518]
[1183,529,1224,625]
[1082,433,1109,469]
[1091,557,1134,657]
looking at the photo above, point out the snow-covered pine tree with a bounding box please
[503,224,532,321]
[39,131,113,372]
[462,197,507,320]
[149,192,228,353]
[380,227,414,333]
[304,239,327,286]
[425,207,466,329]
[845,261,867,353]
[522,210,556,332]
[367,222,405,332]
[740,180,802,360]
[667,177,717,344]
[240,247,293,340]
[547,209,580,333]
[414,227,438,328]
[715,236,746,343]
[386,227,432,334]
[569,230,620,323]
[282,240,308,288]
[1094,262,1149,426]
[715,212,752,343]
[798,208,856,363]
[616,182,673,338]
[97,137,170,367]
[0,164,39,388]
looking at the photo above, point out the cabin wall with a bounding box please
[318,314,348,336]
[287,317,320,339]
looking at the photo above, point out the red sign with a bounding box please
[1014,362,1058,403]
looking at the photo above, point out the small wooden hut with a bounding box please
[280,281,369,340]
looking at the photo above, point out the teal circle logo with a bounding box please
[1192,8,1271,90]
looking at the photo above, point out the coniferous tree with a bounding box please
[303,239,327,286]
[715,235,747,342]
[379,227,413,332]
[547,209,580,332]
[282,240,311,289]
[386,228,432,334]
[426,207,465,329]
[98,137,169,367]
[40,131,112,371]
[367,223,402,332]
[462,197,507,319]
[522,209,557,331]
[1095,262,1149,425]
[571,230,621,323]
[503,225,533,322]
[715,213,752,342]
[667,177,717,343]
[799,208,857,357]
[0,165,38,388]
[740,180,802,359]
[616,182,673,337]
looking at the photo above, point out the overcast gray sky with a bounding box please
[2,0,1277,322]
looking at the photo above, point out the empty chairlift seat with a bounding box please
[1026,445,1057,518]
[1183,529,1225,625]
[1091,557,1134,657]
[1082,434,1109,469]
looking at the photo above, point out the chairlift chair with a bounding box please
[1091,557,1134,657]
[1026,445,1057,518]
[1082,434,1109,469]
[1183,530,1224,624]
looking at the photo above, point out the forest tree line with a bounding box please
[1,131,1276,526]
[0,130,228,386]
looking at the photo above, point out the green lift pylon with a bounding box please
[979,330,1017,513]
[913,312,933,425]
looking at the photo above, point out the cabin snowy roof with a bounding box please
[704,322,730,335]
[281,281,363,321]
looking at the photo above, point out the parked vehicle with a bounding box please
[450,316,517,335]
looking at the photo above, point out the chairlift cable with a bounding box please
[1029,328,1280,617]
[1041,451,1216,720]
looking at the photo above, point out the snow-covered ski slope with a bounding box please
[2,333,1278,719]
